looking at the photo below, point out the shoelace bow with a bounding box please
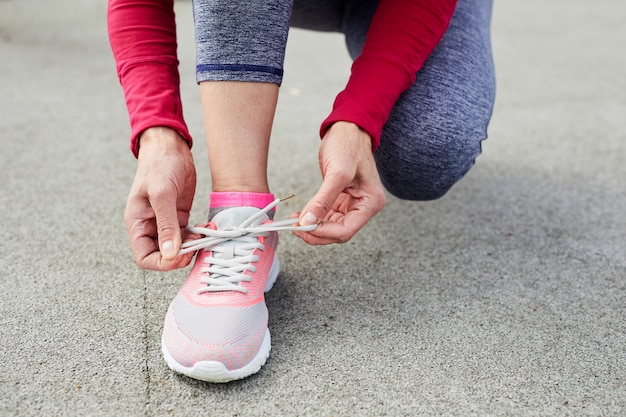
[178,195,317,294]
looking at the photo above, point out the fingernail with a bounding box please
[161,240,175,259]
[301,212,318,226]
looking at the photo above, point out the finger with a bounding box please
[149,188,182,261]
[294,208,371,244]
[294,189,386,245]
[124,196,157,263]
[124,219,177,271]
[125,199,193,270]
[299,171,352,227]
[292,229,337,245]
[182,226,202,243]
[138,248,191,271]
[319,211,369,240]
[134,229,195,271]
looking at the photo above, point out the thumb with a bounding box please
[300,172,348,226]
[151,194,182,260]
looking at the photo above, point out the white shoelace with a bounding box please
[178,195,317,294]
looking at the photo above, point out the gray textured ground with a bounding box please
[1,0,624,416]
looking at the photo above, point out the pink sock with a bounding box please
[209,192,276,219]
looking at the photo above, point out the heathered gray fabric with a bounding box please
[193,0,294,84]
[374,0,496,200]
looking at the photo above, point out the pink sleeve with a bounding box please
[320,0,457,150]
[108,0,192,158]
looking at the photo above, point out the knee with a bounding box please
[377,159,473,202]
[375,129,482,201]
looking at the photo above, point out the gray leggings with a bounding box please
[193,0,496,201]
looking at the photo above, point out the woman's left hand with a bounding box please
[293,121,387,245]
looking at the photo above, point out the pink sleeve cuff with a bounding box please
[108,0,192,158]
[117,58,193,158]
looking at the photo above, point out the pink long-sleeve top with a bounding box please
[108,0,457,157]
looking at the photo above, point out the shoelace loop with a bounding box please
[179,196,317,294]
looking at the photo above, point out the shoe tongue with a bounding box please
[210,206,267,229]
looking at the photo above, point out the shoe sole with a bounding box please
[161,254,280,383]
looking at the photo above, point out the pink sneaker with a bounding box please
[161,197,315,382]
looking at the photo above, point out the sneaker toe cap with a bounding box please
[163,295,268,370]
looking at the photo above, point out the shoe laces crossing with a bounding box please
[179,195,317,294]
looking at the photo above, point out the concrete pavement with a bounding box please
[1,0,625,416]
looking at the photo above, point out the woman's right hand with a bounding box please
[124,127,198,271]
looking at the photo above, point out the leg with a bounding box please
[199,81,277,193]
[161,0,299,385]
[345,0,497,200]
[193,0,294,193]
